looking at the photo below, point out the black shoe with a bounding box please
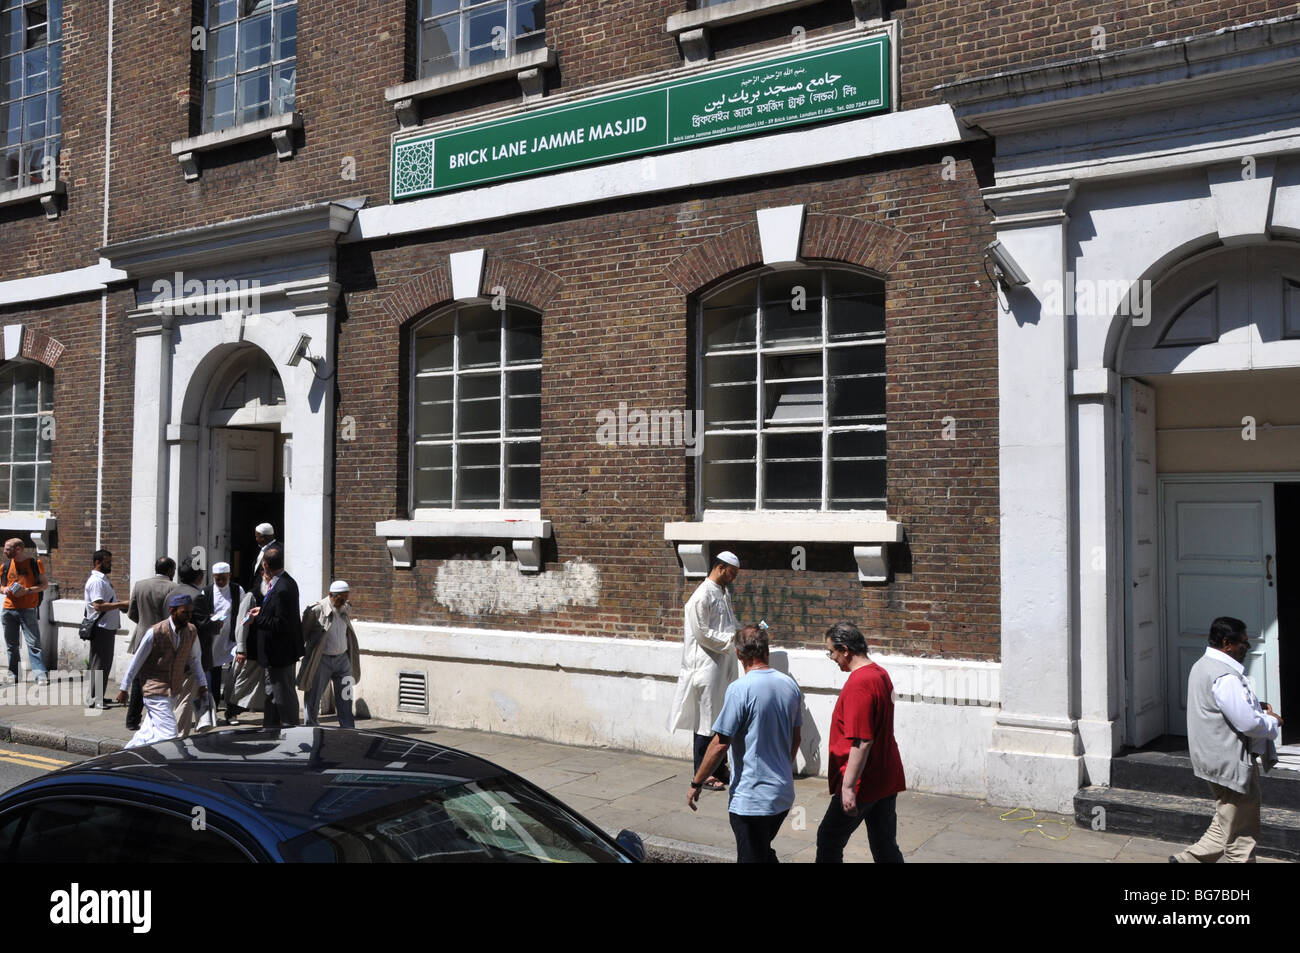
[125,721,141,731]
[1168,855,1178,863]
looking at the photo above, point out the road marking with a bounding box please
[0,748,76,770]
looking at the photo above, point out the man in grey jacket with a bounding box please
[1172,616,1282,863]
[125,557,176,731]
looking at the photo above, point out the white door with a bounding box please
[209,428,274,566]
[1163,482,1279,734]
[1124,380,1163,745]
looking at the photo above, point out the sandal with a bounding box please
[703,777,727,791]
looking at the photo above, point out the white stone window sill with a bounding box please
[0,512,57,553]
[376,514,552,571]
[385,47,556,127]
[664,514,901,581]
[0,178,64,220]
[171,112,303,181]
[667,1,882,64]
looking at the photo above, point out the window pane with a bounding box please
[703,434,755,509]
[457,373,500,437]
[761,270,823,346]
[1,54,20,101]
[237,70,270,123]
[35,464,48,509]
[237,13,272,71]
[456,442,500,506]
[828,346,885,426]
[468,3,506,51]
[763,432,820,507]
[830,430,886,509]
[505,441,540,507]
[0,419,10,461]
[37,374,50,412]
[828,271,885,340]
[702,280,755,351]
[422,0,460,16]
[35,416,50,461]
[457,308,499,369]
[516,0,544,36]
[208,78,235,128]
[22,45,44,93]
[273,5,295,60]
[703,353,755,428]
[46,38,57,87]
[421,17,458,75]
[47,0,58,40]
[763,352,822,426]
[0,465,9,509]
[208,0,238,27]
[413,444,452,507]
[12,466,34,509]
[505,309,540,365]
[22,94,43,138]
[415,322,454,372]
[272,63,293,113]
[209,25,236,79]
[505,369,539,436]
[1,7,20,57]
[414,375,453,440]
[13,416,36,461]
[13,369,37,413]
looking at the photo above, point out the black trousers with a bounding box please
[208,666,224,705]
[126,676,143,727]
[85,627,115,708]
[815,793,904,864]
[693,732,729,783]
[729,811,789,863]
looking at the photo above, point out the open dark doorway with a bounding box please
[230,491,283,594]
[1276,483,1300,745]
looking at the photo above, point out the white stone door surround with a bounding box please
[940,14,1300,811]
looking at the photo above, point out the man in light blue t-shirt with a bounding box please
[686,624,803,863]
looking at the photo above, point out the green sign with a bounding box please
[392,33,890,200]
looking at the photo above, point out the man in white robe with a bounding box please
[668,551,741,790]
[116,593,207,749]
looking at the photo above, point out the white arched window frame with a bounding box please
[697,266,886,514]
[0,360,53,512]
[410,302,542,515]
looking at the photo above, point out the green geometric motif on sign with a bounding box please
[394,139,435,198]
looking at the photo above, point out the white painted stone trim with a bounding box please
[386,48,556,126]
[376,517,552,569]
[666,0,826,36]
[0,259,130,307]
[355,104,970,244]
[0,513,56,532]
[2,324,23,360]
[171,112,303,181]
[0,177,63,219]
[449,249,486,300]
[757,204,806,264]
[664,518,903,543]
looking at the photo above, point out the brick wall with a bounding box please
[337,141,1002,659]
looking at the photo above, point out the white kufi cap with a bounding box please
[716,551,740,568]
[329,580,350,594]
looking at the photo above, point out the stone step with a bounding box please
[1075,786,1300,860]
[1110,749,1300,809]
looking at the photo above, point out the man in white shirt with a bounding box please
[1172,616,1282,863]
[115,593,207,749]
[84,550,128,710]
[667,551,741,791]
[201,562,242,711]
[251,523,279,598]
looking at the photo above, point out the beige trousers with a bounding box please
[1175,767,1260,863]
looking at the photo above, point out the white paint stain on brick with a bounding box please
[434,558,601,616]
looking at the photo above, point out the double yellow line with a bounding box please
[0,746,75,772]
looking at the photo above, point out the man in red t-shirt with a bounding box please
[1,538,48,685]
[816,621,905,863]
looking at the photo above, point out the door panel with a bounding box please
[210,429,274,567]
[1163,482,1279,734]
[1125,379,1163,745]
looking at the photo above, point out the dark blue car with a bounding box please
[0,727,645,863]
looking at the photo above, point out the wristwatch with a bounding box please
[690,780,703,790]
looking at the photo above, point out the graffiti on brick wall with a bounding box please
[434,558,601,616]
[731,583,824,634]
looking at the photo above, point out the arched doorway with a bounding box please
[198,346,288,593]
[1120,242,1300,749]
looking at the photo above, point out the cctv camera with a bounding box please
[286,333,313,368]
[986,240,1030,288]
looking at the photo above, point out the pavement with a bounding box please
[0,680,1273,863]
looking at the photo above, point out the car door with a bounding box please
[0,795,260,862]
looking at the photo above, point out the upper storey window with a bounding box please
[419,0,545,77]
[0,0,61,191]
[204,0,297,133]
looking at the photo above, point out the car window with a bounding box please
[0,798,252,863]
[280,776,627,863]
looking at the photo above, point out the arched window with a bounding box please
[0,362,53,511]
[698,267,885,511]
[411,302,541,511]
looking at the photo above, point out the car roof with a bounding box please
[15,727,520,841]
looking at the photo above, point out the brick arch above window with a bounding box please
[381,255,563,326]
[2,328,66,369]
[664,214,912,295]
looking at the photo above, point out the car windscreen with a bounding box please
[278,774,627,863]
